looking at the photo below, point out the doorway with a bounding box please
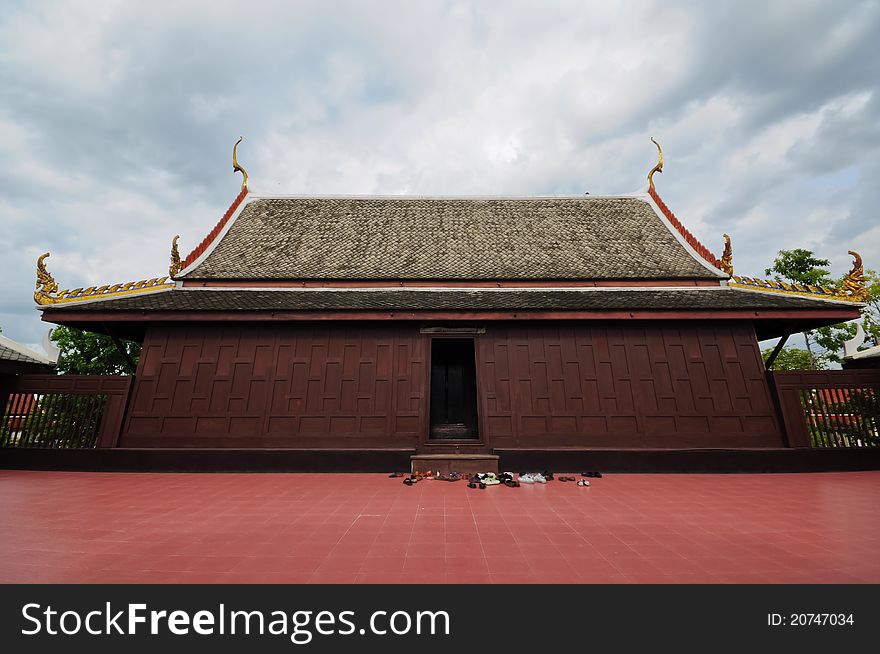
[429,339,479,440]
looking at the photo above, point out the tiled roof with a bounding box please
[41,286,859,313]
[648,187,721,268]
[181,188,248,269]
[0,336,55,366]
[179,196,726,281]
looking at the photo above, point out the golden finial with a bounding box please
[840,250,868,302]
[34,252,59,305]
[233,136,248,191]
[720,233,733,276]
[169,235,181,277]
[647,137,663,191]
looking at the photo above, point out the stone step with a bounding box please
[411,453,499,475]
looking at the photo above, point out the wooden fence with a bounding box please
[769,370,880,449]
[0,375,132,449]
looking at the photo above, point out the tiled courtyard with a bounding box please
[1,470,878,584]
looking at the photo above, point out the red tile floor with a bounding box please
[1,470,879,584]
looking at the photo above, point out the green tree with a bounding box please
[50,326,140,375]
[765,249,834,366]
[761,346,827,371]
[765,249,833,287]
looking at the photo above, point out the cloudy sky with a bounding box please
[1,0,878,348]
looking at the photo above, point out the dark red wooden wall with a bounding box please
[123,324,426,448]
[478,323,782,449]
[121,321,784,449]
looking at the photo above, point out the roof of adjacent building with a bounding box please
[179,195,726,281]
[39,286,860,313]
[0,334,56,366]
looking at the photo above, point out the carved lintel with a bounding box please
[33,251,173,306]
[720,234,733,276]
[647,137,663,191]
[839,250,868,302]
[170,235,182,277]
[233,136,248,191]
[34,252,59,305]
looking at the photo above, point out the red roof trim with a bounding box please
[182,188,249,269]
[648,187,721,269]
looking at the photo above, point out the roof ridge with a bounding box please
[648,187,721,269]
[728,275,864,304]
[33,252,175,307]
[182,188,249,269]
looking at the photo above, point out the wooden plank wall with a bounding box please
[479,323,783,449]
[121,321,784,449]
[122,324,426,448]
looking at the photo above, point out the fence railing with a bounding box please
[770,370,880,449]
[0,375,132,449]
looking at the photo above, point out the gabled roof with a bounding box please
[0,334,56,367]
[178,194,727,281]
[846,344,880,361]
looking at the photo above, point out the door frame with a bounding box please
[420,333,489,453]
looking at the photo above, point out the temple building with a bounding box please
[32,140,868,471]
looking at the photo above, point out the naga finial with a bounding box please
[35,252,59,305]
[720,233,733,276]
[233,136,248,191]
[840,250,868,302]
[647,137,663,191]
[169,235,181,278]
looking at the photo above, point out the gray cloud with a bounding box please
[1,0,878,346]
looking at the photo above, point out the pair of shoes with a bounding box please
[389,472,404,478]
[504,479,520,488]
[481,473,501,486]
[468,480,486,489]
[558,476,576,482]
[498,472,514,483]
[519,473,547,484]
[403,476,417,486]
[581,472,603,478]
[577,479,590,487]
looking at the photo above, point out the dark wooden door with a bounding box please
[430,339,479,439]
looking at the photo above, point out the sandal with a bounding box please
[577,479,590,487]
